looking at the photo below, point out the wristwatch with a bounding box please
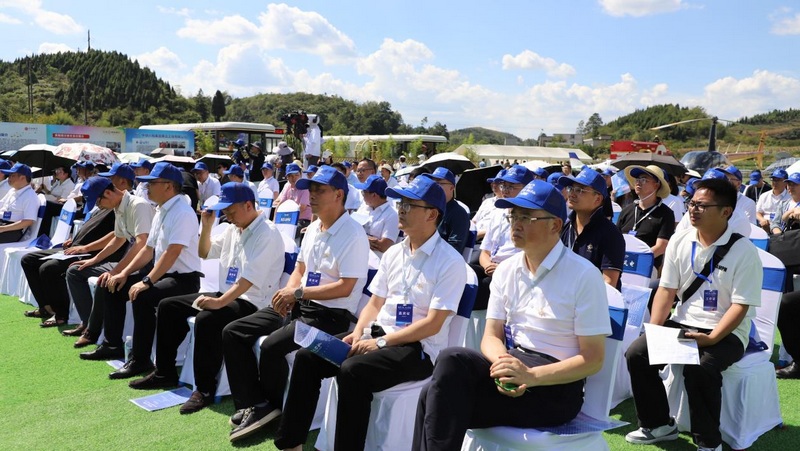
[142,276,154,288]
[376,337,387,349]
[293,286,304,301]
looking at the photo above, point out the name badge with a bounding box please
[2,211,10,221]
[306,272,321,287]
[396,303,413,326]
[770,213,775,220]
[226,267,239,285]
[627,230,637,235]
[503,324,514,350]
[703,289,718,312]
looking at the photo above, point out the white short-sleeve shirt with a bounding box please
[297,213,369,312]
[473,195,497,231]
[487,241,611,361]
[661,227,762,347]
[45,178,75,202]
[370,232,466,362]
[198,177,221,206]
[259,177,280,197]
[756,189,789,219]
[357,201,399,250]
[206,212,283,309]
[735,192,758,225]
[146,194,202,274]
[480,208,519,263]
[664,194,686,223]
[0,185,39,222]
[114,191,154,241]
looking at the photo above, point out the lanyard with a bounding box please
[690,242,713,285]
[149,197,180,247]
[507,245,566,323]
[632,200,662,232]
[401,243,430,302]
[366,203,392,236]
[308,227,331,274]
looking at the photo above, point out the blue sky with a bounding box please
[2,0,800,139]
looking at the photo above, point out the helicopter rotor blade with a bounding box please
[649,118,708,130]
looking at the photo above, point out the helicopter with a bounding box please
[649,116,736,173]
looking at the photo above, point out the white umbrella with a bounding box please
[420,152,476,175]
[54,142,119,166]
[116,152,155,164]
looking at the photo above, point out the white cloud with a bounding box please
[0,0,83,34]
[135,46,186,82]
[770,8,800,35]
[156,6,191,17]
[696,70,800,120]
[37,42,74,54]
[176,15,260,45]
[501,50,576,78]
[599,0,687,17]
[0,12,21,24]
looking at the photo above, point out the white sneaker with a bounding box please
[625,418,679,444]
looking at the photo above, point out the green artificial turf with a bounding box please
[1,294,797,450]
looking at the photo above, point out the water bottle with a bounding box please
[124,335,133,362]
[360,327,372,340]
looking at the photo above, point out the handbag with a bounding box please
[768,228,800,267]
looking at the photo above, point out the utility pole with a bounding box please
[87,30,91,51]
[27,58,33,116]
[83,78,88,125]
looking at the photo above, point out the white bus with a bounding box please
[140,121,284,155]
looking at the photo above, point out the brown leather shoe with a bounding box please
[62,324,86,337]
[74,331,96,349]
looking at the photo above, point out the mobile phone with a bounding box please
[494,378,518,392]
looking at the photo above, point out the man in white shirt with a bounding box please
[224,165,258,200]
[129,182,284,414]
[723,166,757,225]
[37,164,76,235]
[354,174,399,256]
[756,169,789,232]
[473,169,505,240]
[303,114,321,168]
[191,161,221,208]
[258,163,280,200]
[0,159,12,200]
[0,163,39,243]
[130,159,154,204]
[676,169,752,238]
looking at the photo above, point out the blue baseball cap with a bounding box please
[495,180,567,222]
[261,162,274,170]
[692,168,728,189]
[771,169,788,180]
[422,167,456,185]
[130,159,153,170]
[206,182,256,210]
[487,169,506,184]
[80,176,114,213]
[285,163,301,175]
[136,161,183,184]
[73,160,95,169]
[1,163,32,179]
[788,173,800,184]
[532,167,548,178]
[547,172,563,186]
[0,159,11,171]
[296,165,349,196]
[224,165,245,178]
[684,177,699,196]
[722,165,742,181]
[386,174,446,213]
[559,167,608,198]
[749,170,762,182]
[601,168,615,177]
[496,165,533,185]
[191,162,209,172]
[303,165,319,174]
[343,161,352,169]
[98,163,135,181]
[354,174,387,197]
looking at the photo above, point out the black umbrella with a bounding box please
[2,145,77,175]
[196,154,235,174]
[421,152,476,175]
[610,152,686,177]
[456,165,503,213]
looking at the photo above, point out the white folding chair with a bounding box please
[611,201,621,224]
[257,185,274,218]
[316,264,479,451]
[663,248,784,449]
[178,316,232,402]
[274,199,300,249]
[621,234,655,288]
[198,222,229,293]
[3,194,47,302]
[749,222,769,250]
[611,284,652,407]
[461,307,628,451]
[462,223,478,263]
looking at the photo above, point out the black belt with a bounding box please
[514,346,560,364]
[296,300,358,323]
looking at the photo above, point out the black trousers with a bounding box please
[65,261,118,338]
[468,263,492,311]
[625,320,744,448]
[274,338,432,450]
[102,271,200,358]
[777,290,800,359]
[222,302,351,411]
[413,347,584,451]
[154,292,258,393]
[0,229,24,244]
[21,248,80,320]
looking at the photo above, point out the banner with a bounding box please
[124,128,195,156]
[0,122,47,151]
[46,125,125,151]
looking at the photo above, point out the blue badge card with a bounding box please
[703,289,718,312]
[306,272,321,287]
[396,303,413,326]
[225,267,239,285]
[503,324,514,350]
[2,211,10,221]
[293,321,351,367]
[259,198,273,208]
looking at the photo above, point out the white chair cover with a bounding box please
[274,199,300,252]
[179,316,231,401]
[749,223,769,250]
[610,284,652,407]
[611,201,621,224]
[663,248,784,449]
[257,184,274,218]
[621,234,655,288]
[5,194,47,302]
[51,198,77,246]
[198,222,229,293]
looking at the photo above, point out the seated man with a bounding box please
[130,159,154,205]
[755,169,788,233]
[66,176,154,347]
[625,178,761,451]
[223,166,368,442]
[129,183,284,414]
[274,175,466,451]
[223,165,257,199]
[413,180,611,451]
[36,164,75,235]
[472,169,504,241]
[421,167,470,254]
[192,161,221,208]
[258,162,279,203]
[559,168,625,289]
[354,174,399,257]
[275,163,312,232]
[79,163,201,381]
[0,163,39,243]
[99,162,136,193]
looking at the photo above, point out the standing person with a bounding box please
[624,178,761,451]
[756,169,789,233]
[354,174,399,257]
[0,163,39,243]
[247,142,266,183]
[274,163,311,232]
[422,167,470,254]
[192,162,221,207]
[223,166,368,442]
[303,115,322,168]
[275,141,295,180]
[129,183,284,414]
[616,165,675,268]
[79,163,202,380]
[67,177,154,348]
[413,180,611,451]
[273,175,465,451]
[559,168,625,289]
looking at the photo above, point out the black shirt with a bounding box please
[561,208,625,289]
[616,200,675,266]
[438,198,470,254]
[744,182,771,203]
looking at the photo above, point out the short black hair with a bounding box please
[409,167,430,181]
[359,158,378,172]
[331,162,346,174]
[694,178,737,215]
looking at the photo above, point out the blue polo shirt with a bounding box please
[561,207,625,290]
[438,198,470,254]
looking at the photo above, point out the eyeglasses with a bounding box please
[504,214,556,225]
[565,186,599,196]
[147,180,172,185]
[687,201,724,213]
[436,181,454,187]
[499,183,522,192]
[634,177,654,185]
[398,201,437,213]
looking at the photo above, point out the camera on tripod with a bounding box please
[280,111,309,138]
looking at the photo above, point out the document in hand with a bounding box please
[643,323,701,365]
[294,321,351,367]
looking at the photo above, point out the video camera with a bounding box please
[280,110,309,139]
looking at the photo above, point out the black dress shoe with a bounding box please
[79,343,124,361]
[109,358,154,380]
[129,370,179,390]
[777,361,800,379]
[180,391,212,414]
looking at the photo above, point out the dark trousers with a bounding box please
[222,302,351,410]
[413,347,584,451]
[468,263,491,311]
[102,271,199,358]
[626,320,744,448]
[21,249,75,320]
[66,261,117,337]
[37,200,62,236]
[275,338,432,450]
[155,292,258,393]
[0,229,24,244]
[777,290,800,359]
